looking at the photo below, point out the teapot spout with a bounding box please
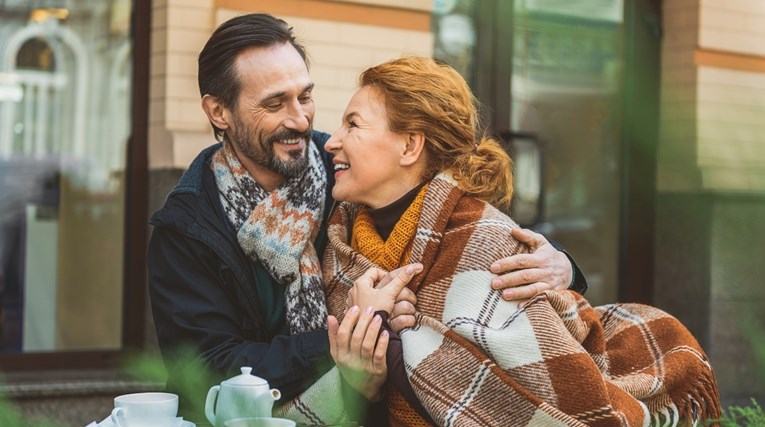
[269,388,281,402]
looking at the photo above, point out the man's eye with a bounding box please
[266,103,282,110]
[299,93,313,103]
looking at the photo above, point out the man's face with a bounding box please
[226,43,315,180]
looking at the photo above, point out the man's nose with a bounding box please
[284,100,310,131]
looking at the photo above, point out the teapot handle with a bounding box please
[205,385,220,426]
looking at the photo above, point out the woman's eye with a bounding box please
[348,120,358,128]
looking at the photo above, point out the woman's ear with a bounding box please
[400,132,425,166]
[201,95,230,133]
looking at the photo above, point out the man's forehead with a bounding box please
[235,44,310,95]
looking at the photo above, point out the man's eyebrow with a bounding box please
[261,83,315,103]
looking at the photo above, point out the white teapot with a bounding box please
[205,366,282,427]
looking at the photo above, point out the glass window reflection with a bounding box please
[0,0,132,352]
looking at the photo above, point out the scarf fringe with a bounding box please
[666,367,722,425]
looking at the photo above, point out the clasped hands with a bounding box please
[328,263,422,401]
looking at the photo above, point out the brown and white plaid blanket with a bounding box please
[320,175,721,426]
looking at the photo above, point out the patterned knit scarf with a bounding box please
[211,141,327,334]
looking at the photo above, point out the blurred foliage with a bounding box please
[0,394,62,427]
[738,309,765,387]
[712,399,765,427]
[120,349,169,384]
[0,397,24,427]
[709,307,765,426]
[121,346,220,423]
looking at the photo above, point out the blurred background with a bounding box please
[0,0,763,424]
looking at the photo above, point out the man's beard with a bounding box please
[230,115,311,179]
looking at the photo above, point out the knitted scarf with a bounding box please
[211,140,327,334]
[350,183,428,271]
[321,174,721,426]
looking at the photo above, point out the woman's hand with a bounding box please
[347,263,423,314]
[328,307,388,401]
[490,228,572,300]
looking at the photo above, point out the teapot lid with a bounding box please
[224,367,268,386]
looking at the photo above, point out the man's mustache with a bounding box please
[266,128,312,145]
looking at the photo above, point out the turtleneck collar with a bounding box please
[367,182,427,240]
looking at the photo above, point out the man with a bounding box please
[147,13,586,422]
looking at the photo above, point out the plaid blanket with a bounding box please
[320,175,721,426]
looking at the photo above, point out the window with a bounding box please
[433,0,630,306]
[0,0,147,367]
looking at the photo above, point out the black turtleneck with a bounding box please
[367,182,426,240]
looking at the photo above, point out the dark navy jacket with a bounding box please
[148,131,335,421]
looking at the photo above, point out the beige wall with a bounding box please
[148,0,434,170]
[659,0,765,193]
[149,0,214,169]
[699,0,765,56]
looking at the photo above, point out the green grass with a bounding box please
[712,399,765,426]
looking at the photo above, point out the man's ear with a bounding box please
[201,94,230,133]
[400,132,426,166]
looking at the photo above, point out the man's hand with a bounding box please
[389,287,416,333]
[372,265,419,333]
[328,307,388,401]
[347,263,423,314]
[490,228,572,301]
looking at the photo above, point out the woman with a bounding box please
[317,56,721,426]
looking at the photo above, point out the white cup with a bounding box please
[224,417,297,427]
[110,392,179,427]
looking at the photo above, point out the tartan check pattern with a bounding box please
[321,175,721,426]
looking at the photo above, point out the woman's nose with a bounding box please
[324,130,342,153]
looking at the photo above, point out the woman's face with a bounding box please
[325,86,416,209]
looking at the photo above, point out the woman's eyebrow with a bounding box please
[344,111,361,122]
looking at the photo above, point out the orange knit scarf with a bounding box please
[350,184,433,427]
[350,184,428,271]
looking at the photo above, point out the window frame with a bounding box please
[443,0,659,305]
[0,0,150,371]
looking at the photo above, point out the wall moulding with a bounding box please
[213,0,430,31]
[695,48,765,74]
